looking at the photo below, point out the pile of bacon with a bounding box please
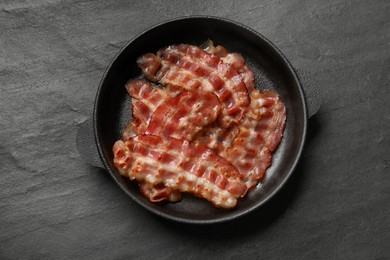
[112,41,286,208]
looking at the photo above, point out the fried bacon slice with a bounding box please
[121,79,170,139]
[137,43,250,127]
[223,89,286,189]
[220,53,255,92]
[121,80,176,201]
[122,81,221,202]
[113,135,248,208]
[201,39,255,91]
[195,89,286,189]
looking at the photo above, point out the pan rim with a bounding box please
[93,15,308,224]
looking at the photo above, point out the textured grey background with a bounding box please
[1,0,389,259]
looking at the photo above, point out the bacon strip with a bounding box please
[223,89,286,189]
[121,79,170,139]
[194,89,286,189]
[113,135,248,208]
[221,53,255,92]
[201,39,255,91]
[121,80,175,201]
[137,44,250,128]
[146,90,220,141]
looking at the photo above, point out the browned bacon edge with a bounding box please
[113,135,248,208]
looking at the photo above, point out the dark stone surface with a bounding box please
[1,0,389,259]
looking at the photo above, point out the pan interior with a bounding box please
[94,17,306,223]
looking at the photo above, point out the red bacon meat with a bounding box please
[121,80,221,203]
[121,79,170,139]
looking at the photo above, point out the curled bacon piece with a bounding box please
[121,79,174,202]
[202,39,255,91]
[137,43,250,128]
[224,89,286,189]
[113,135,247,208]
[220,53,255,92]
[122,79,170,139]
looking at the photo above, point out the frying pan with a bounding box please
[77,16,319,224]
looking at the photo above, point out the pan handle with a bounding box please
[76,118,104,169]
[297,69,322,118]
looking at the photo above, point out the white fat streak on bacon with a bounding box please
[112,135,248,208]
[223,89,286,189]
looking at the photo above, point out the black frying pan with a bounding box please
[77,16,317,224]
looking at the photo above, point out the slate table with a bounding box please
[1,1,389,259]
